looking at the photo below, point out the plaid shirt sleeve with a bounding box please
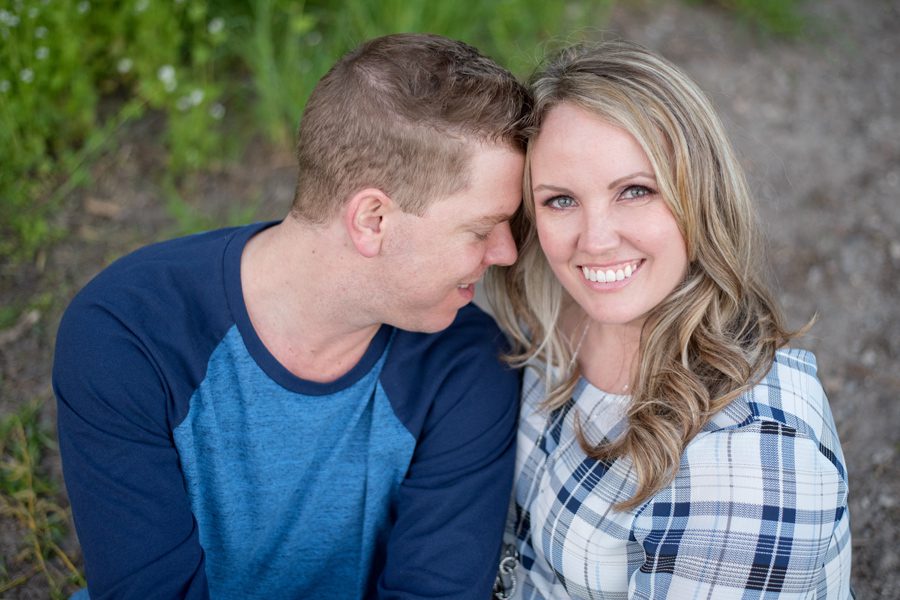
[509,349,852,600]
[630,418,850,598]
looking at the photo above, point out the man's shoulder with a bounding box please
[86,224,249,289]
[55,223,264,370]
[65,223,265,317]
[379,303,519,436]
[53,223,270,428]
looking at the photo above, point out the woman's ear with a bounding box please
[343,188,395,258]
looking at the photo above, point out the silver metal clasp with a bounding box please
[492,545,520,599]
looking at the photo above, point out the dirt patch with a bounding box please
[605,1,900,596]
[1,0,897,597]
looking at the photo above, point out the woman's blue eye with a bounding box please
[621,185,653,200]
[545,195,576,209]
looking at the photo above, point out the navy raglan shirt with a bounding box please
[53,221,520,599]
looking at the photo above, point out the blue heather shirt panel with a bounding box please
[173,326,415,600]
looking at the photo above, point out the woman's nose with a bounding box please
[578,209,621,254]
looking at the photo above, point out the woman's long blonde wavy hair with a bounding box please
[485,40,804,511]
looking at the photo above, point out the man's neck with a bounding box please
[240,218,382,383]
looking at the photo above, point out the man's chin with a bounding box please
[394,306,465,334]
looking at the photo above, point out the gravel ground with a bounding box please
[0,0,896,597]
[601,2,900,597]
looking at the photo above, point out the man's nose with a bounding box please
[485,221,518,266]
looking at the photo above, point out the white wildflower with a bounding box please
[20,68,34,83]
[209,102,225,120]
[0,80,10,93]
[157,64,177,92]
[35,46,48,60]
[207,17,224,35]
[135,0,149,14]
[0,10,20,26]
[117,58,133,74]
[77,2,90,15]
[189,89,204,106]
[35,25,47,38]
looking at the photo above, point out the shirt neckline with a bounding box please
[223,221,393,396]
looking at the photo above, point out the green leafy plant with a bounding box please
[1,0,229,261]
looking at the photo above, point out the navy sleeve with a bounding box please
[377,307,521,599]
[53,293,210,599]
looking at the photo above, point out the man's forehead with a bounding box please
[432,141,523,226]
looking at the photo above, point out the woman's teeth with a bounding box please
[581,261,639,283]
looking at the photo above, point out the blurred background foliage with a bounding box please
[0,0,806,264]
[0,0,608,262]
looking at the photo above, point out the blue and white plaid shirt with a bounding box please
[507,349,852,599]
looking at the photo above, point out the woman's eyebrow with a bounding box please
[607,171,656,189]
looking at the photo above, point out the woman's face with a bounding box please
[529,102,688,331]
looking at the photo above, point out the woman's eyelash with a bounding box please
[621,185,654,199]
[539,187,654,208]
[542,195,576,209]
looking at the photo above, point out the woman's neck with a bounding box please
[562,308,643,395]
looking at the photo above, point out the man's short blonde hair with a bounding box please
[291,33,530,223]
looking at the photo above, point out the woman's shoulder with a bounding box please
[695,347,847,481]
[705,348,826,431]
[746,347,834,439]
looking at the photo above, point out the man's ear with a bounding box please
[344,188,394,258]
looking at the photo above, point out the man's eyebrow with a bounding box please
[532,184,572,194]
[468,212,516,227]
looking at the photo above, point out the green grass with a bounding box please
[0,306,20,331]
[234,0,609,148]
[690,0,811,37]
[0,400,84,598]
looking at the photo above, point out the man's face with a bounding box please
[379,143,524,332]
